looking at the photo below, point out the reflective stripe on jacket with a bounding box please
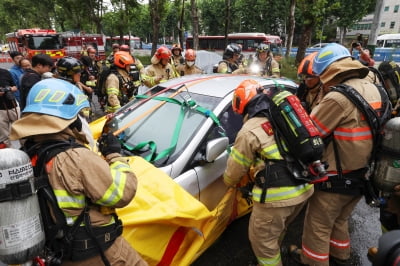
[223,116,313,206]
[310,78,382,172]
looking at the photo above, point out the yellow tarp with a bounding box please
[90,116,252,265]
[117,156,251,266]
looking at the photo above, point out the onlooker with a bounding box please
[19,58,32,71]
[350,41,375,67]
[0,67,19,148]
[8,51,24,103]
[20,54,54,110]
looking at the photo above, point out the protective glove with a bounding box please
[98,133,121,156]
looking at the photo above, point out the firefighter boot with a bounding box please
[329,256,352,266]
[289,245,309,266]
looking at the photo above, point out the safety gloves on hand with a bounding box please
[98,133,121,156]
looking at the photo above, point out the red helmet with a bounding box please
[185,49,196,61]
[114,51,134,68]
[298,52,318,76]
[155,46,172,60]
[120,44,130,52]
[232,79,261,115]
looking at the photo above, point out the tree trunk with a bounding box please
[295,25,313,65]
[285,0,296,59]
[224,0,231,48]
[178,0,185,48]
[191,0,199,50]
[149,0,162,56]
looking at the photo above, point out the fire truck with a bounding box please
[61,32,106,60]
[6,28,65,60]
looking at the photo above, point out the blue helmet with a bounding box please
[313,43,351,75]
[23,78,89,119]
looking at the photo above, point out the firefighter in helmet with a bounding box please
[56,56,93,119]
[224,79,314,266]
[248,44,280,77]
[9,78,147,266]
[289,43,386,266]
[119,44,145,88]
[56,57,93,96]
[176,49,203,76]
[171,43,184,67]
[217,43,246,74]
[296,52,324,113]
[142,46,179,88]
[104,51,138,113]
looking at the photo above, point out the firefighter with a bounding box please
[217,43,246,74]
[176,49,203,76]
[289,43,385,266]
[9,78,147,266]
[296,52,324,113]
[248,44,280,77]
[223,79,314,266]
[142,46,178,88]
[107,43,120,64]
[119,44,145,88]
[104,51,138,113]
[170,43,184,67]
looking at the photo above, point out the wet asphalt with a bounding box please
[193,199,381,266]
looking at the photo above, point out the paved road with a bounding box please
[193,199,381,266]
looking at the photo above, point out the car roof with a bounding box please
[157,74,298,98]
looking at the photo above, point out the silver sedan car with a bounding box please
[106,74,298,210]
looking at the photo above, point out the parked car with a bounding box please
[97,74,299,265]
[310,42,330,49]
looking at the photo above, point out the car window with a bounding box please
[111,90,221,163]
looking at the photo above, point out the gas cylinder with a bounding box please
[0,148,45,264]
[374,117,400,192]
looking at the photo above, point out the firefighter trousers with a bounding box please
[61,236,148,266]
[301,190,362,265]
[249,200,307,266]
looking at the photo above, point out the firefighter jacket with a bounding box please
[310,60,383,173]
[142,62,179,88]
[32,126,137,227]
[223,116,314,207]
[217,60,246,74]
[105,68,131,113]
[176,63,203,76]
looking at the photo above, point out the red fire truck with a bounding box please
[6,28,65,60]
[61,32,106,60]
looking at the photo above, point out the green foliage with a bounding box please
[280,57,299,81]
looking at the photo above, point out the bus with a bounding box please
[377,34,400,48]
[185,32,282,55]
[106,35,142,52]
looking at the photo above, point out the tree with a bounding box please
[190,0,200,50]
[148,0,168,55]
[285,0,296,58]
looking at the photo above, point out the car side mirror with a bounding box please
[205,137,229,162]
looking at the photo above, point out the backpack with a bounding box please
[378,61,400,106]
[262,85,329,184]
[27,139,121,265]
[328,82,392,206]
